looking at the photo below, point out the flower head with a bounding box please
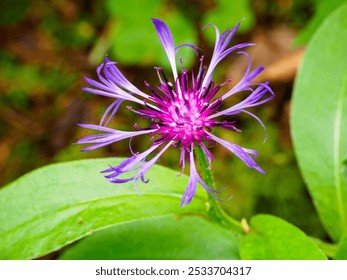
[78,19,274,206]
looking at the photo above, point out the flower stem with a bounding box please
[194,146,243,234]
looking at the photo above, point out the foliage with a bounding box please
[1,0,347,260]
[59,216,241,260]
[291,1,347,242]
[294,0,347,46]
[0,159,207,259]
[240,215,326,260]
[97,0,197,67]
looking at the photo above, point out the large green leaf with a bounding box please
[59,216,240,260]
[291,3,347,242]
[294,0,347,46]
[240,215,327,260]
[0,159,208,259]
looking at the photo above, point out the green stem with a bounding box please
[194,146,243,234]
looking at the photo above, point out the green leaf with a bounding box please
[291,3,347,241]
[240,214,327,260]
[104,0,196,67]
[311,237,337,259]
[201,0,255,44]
[294,0,347,46]
[0,159,208,260]
[59,216,240,260]
[335,232,347,259]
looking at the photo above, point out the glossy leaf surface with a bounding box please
[240,215,327,260]
[0,159,207,259]
[60,216,240,260]
[291,3,347,241]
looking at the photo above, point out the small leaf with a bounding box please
[291,2,347,241]
[0,159,208,259]
[240,214,327,260]
[59,216,240,260]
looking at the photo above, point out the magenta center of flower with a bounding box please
[162,93,213,145]
[138,66,235,149]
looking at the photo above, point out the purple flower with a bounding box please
[78,18,274,206]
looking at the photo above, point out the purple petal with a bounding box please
[178,148,186,176]
[84,75,114,93]
[221,52,265,100]
[131,141,172,181]
[199,142,214,168]
[175,43,201,56]
[208,133,265,174]
[77,124,156,151]
[83,59,152,107]
[103,145,160,178]
[152,18,178,80]
[180,149,219,207]
[77,123,122,133]
[241,110,268,142]
[103,62,148,100]
[180,150,198,206]
[209,81,274,120]
[100,99,124,126]
[202,21,252,88]
[105,142,173,189]
[82,87,119,99]
[103,57,148,98]
[215,43,254,71]
[82,84,143,105]
[227,85,271,111]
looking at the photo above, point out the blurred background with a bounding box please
[0,0,336,241]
